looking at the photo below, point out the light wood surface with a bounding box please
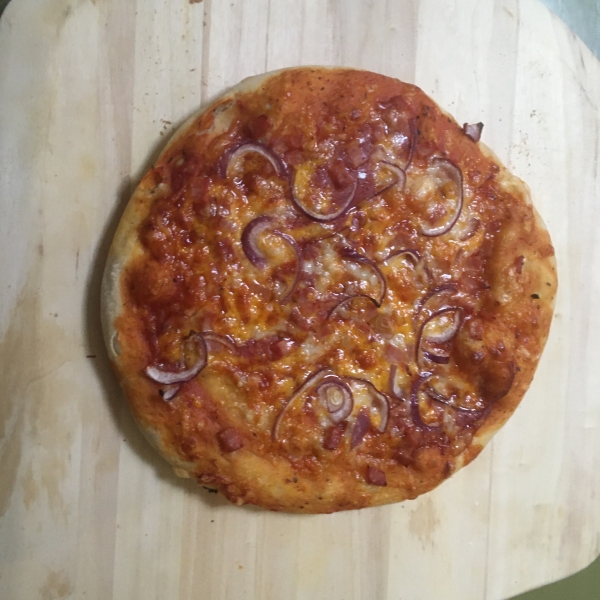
[1,1,599,599]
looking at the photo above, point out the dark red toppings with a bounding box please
[351,409,371,449]
[366,466,387,486]
[218,428,244,453]
[323,425,344,451]
[515,255,525,274]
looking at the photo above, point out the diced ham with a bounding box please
[366,465,387,486]
[218,428,244,453]
[323,426,343,451]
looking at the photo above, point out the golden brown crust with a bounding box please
[102,67,556,513]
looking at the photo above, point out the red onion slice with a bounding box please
[161,385,181,401]
[291,175,357,222]
[420,158,464,237]
[202,331,238,354]
[317,377,354,423]
[226,142,284,178]
[416,283,459,314]
[383,248,421,266]
[271,230,303,304]
[376,161,406,195]
[425,383,482,413]
[241,216,273,268]
[409,372,440,430]
[340,248,387,307]
[463,122,484,142]
[457,217,481,241]
[344,377,390,433]
[351,409,371,449]
[145,333,207,385]
[241,218,302,303]
[423,349,450,364]
[272,369,331,441]
[389,364,402,399]
[416,308,463,363]
[327,294,379,320]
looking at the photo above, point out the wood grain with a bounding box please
[0,1,599,599]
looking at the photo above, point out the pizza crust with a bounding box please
[101,67,557,512]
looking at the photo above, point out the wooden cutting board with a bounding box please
[1,1,599,598]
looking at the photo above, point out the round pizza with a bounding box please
[101,67,557,513]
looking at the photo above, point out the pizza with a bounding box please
[101,67,557,513]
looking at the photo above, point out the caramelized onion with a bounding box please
[463,122,484,142]
[272,369,330,441]
[226,142,284,178]
[291,175,357,222]
[340,248,387,306]
[317,377,354,423]
[145,333,207,385]
[420,158,464,237]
